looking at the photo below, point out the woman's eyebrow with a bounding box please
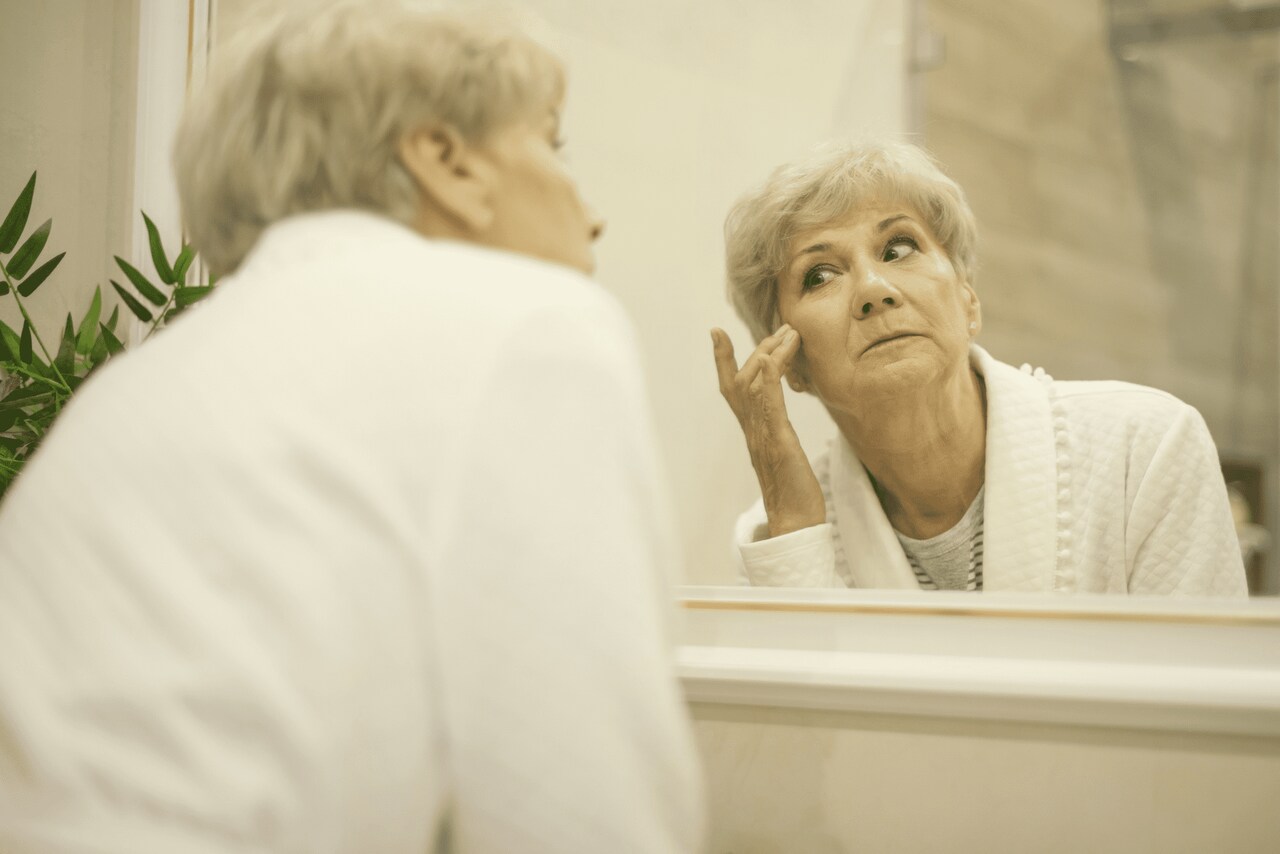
[795,242,830,258]
[876,214,913,232]
[792,215,915,263]
[785,242,832,275]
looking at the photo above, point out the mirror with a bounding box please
[211,0,1280,596]
[473,0,1274,595]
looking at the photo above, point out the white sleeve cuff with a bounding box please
[738,523,842,587]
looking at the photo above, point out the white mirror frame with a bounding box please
[127,0,213,342]
[678,586,1280,737]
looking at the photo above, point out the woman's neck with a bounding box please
[831,366,987,539]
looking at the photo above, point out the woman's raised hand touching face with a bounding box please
[711,325,827,538]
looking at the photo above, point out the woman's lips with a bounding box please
[862,333,921,354]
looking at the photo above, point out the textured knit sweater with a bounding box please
[734,346,1247,596]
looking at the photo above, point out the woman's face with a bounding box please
[477,106,603,274]
[775,198,980,414]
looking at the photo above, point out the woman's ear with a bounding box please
[397,125,495,236]
[963,283,982,337]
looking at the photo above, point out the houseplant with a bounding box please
[0,171,210,498]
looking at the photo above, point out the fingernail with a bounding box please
[784,329,797,342]
[777,324,791,335]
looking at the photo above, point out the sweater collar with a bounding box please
[828,345,1060,591]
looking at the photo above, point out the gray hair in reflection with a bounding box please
[724,139,979,345]
[173,0,565,277]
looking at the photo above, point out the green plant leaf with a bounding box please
[114,257,166,305]
[0,321,20,362]
[16,251,64,297]
[0,281,8,296]
[0,384,51,407]
[76,286,103,355]
[99,322,125,356]
[7,218,51,279]
[142,213,175,284]
[25,353,49,375]
[26,407,58,431]
[54,315,75,374]
[105,305,120,333]
[174,285,214,308]
[89,331,108,364]
[173,244,195,283]
[5,365,61,391]
[19,321,32,363]
[0,408,18,432]
[110,279,154,322]
[2,387,43,408]
[0,172,35,254]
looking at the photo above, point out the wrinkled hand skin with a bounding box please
[711,324,826,538]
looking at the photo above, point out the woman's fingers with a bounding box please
[710,328,740,395]
[712,325,801,409]
[738,325,796,385]
[713,326,774,392]
[772,326,801,372]
[710,325,824,539]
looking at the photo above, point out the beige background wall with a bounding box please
[918,0,1280,590]
[695,703,1280,853]
[214,0,913,585]
[0,0,139,346]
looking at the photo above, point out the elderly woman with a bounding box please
[712,139,1246,596]
[0,3,701,851]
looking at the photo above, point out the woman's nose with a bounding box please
[853,271,903,318]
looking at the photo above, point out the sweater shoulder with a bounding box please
[1049,378,1197,436]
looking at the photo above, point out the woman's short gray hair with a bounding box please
[174,0,564,277]
[724,138,978,344]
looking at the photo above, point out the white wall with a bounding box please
[0,0,139,344]
[694,705,1280,853]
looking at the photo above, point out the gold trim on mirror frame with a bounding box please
[680,596,1280,627]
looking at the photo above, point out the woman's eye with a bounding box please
[883,236,919,262]
[802,266,838,290]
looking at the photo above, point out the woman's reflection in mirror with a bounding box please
[711,139,1246,596]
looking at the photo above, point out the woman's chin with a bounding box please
[815,354,947,408]
[863,351,947,391]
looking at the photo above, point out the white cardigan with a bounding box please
[0,212,703,853]
[736,346,1247,596]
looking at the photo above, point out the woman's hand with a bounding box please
[711,325,827,538]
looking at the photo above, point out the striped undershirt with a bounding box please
[893,485,985,591]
